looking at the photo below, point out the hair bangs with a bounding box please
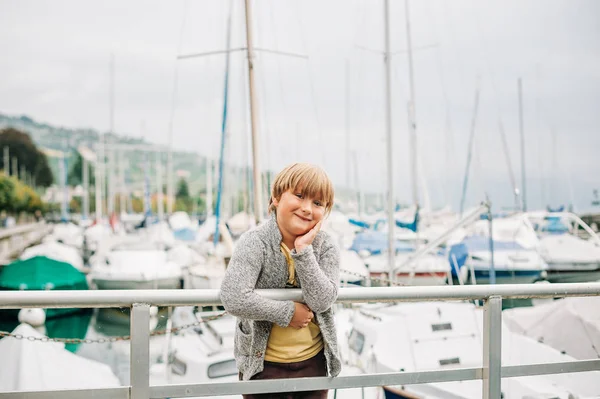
[269,163,335,214]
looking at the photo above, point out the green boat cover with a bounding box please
[0,256,87,291]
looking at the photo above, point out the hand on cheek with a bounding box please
[294,220,322,252]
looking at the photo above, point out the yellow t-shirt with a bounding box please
[264,243,324,363]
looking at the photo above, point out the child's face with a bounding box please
[272,187,326,237]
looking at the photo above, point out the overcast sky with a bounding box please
[1,0,599,211]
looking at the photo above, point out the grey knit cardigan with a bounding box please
[219,214,342,380]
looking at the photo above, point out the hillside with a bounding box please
[0,113,211,194]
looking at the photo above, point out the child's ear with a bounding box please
[272,197,279,206]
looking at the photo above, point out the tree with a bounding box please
[0,127,53,187]
[0,172,43,214]
[176,178,190,199]
[0,173,16,211]
[67,152,95,187]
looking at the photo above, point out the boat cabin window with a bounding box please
[208,359,238,379]
[431,322,452,332]
[439,357,460,366]
[348,329,365,355]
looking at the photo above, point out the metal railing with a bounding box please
[0,222,52,263]
[1,283,600,399]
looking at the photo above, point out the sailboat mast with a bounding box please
[213,0,234,246]
[244,0,264,225]
[405,0,419,206]
[459,82,481,216]
[345,59,351,191]
[518,78,527,211]
[107,54,115,216]
[95,142,103,223]
[83,154,89,220]
[384,0,395,283]
[156,150,164,221]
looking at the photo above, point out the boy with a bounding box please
[220,163,341,399]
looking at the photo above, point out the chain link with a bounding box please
[0,311,228,344]
[0,269,412,344]
[340,268,409,286]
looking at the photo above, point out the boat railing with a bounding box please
[1,283,600,399]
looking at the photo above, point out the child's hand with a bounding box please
[294,221,322,253]
[289,302,314,329]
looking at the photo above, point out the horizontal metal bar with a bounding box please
[502,359,600,378]
[0,222,46,240]
[150,359,600,398]
[0,387,129,399]
[1,283,600,309]
[150,368,482,398]
[254,47,308,59]
[177,47,246,60]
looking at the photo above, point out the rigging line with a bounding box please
[440,0,469,108]
[266,0,290,141]
[352,0,370,51]
[303,59,326,167]
[165,0,190,215]
[167,0,189,137]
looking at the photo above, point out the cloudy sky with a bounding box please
[1,0,599,211]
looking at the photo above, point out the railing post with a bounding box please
[131,303,150,399]
[483,295,502,398]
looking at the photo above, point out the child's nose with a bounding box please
[301,199,312,212]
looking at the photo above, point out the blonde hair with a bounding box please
[268,163,334,215]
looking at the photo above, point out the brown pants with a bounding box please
[240,349,328,399]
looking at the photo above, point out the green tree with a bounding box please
[0,172,16,211]
[0,127,53,187]
[67,152,95,186]
[176,178,190,199]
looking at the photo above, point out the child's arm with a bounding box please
[292,232,340,313]
[220,233,295,327]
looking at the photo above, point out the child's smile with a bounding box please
[272,188,326,246]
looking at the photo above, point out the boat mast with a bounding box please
[459,81,481,216]
[383,0,395,283]
[213,0,234,246]
[244,0,264,225]
[518,78,527,211]
[82,152,89,220]
[405,0,419,207]
[107,54,115,216]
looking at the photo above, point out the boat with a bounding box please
[149,307,239,399]
[0,323,120,391]
[339,302,600,398]
[0,256,92,352]
[89,249,182,290]
[19,241,84,271]
[351,230,449,286]
[447,236,547,285]
[339,249,369,286]
[522,212,600,283]
[503,296,600,360]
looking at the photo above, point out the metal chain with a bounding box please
[340,268,409,286]
[0,311,228,344]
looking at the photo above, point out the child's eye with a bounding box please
[295,193,303,199]
[314,200,323,207]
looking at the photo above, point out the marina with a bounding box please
[1,0,600,398]
[1,205,600,398]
